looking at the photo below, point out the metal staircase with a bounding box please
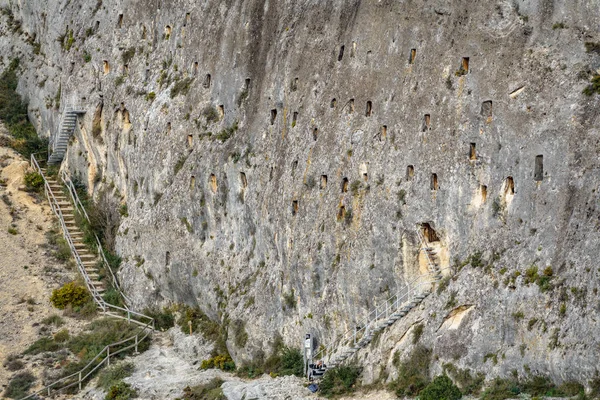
[48,103,86,164]
[310,225,444,376]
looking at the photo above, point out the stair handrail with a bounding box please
[24,155,154,400]
[30,155,105,304]
[60,169,131,306]
[313,272,437,365]
[313,226,448,368]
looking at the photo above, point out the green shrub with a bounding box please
[442,363,485,395]
[103,288,124,308]
[202,106,220,124]
[23,336,61,355]
[420,375,462,400]
[170,77,194,98]
[232,319,248,347]
[412,323,424,344]
[54,328,70,343]
[97,362,135,391]
[54,237,72,261]
[481,378,521,400]
[200,354,235,371]
[214,122,238,143]
[182,378,225,400]
[583,74,600,96]
[121,47,136,64]
[4,371,35,399]
[3,354,24,371]
[142,307,175,331]
[105,381,137,400]
[388,345,431,397]
[319,365,361,397]
[23,171,44,192]
[50,281,90,309]
[145,92,156,102]
[41,314,65,326]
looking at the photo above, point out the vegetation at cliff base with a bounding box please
[0,58,48,157]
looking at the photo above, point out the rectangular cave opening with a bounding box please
[210,174,217,193]
[166,251,171,266]
[218,105,224,119]
[480,184,487,203]
[193,62,198,76]
[462,57,469,73]
[342,177,349,193]
[406,165,415,181]
[270,109,277,125]
[187,134,193,148]
[366,101,372,117]
[481,100,492,118]
[321,175,327,189]
[363,172,368,181]
[534,155,543,181]
[292,111,298,127]
[240,172,247,189]
[422,114,431,132]
[244,78,251,91]
[470,143,477,160]
[292,200,299,216]
[166,122,171,134]
[409,48,416,64]
[103,60,110,75]
[338,45,345,61]
[337,204,346,220]
[351,41,357,57]
[312,127,318,141]
[422,223,440,242]
[431,173,439,190]
[291,77,298,92]
[505,176,515,195]
[117,13,123,29]
[204,74,211,89]
[165,25,172,37]
[381,125,387,140]
[184,12,191,26]
[190,175,196,189]
[349,99,355,113]
[331,98,337,108]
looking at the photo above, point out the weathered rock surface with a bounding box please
[1,0,600,390]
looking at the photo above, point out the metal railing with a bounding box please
[24,155,154,400]
[60,169,132,306]
[313,273,437,366]
[312,225,446,368]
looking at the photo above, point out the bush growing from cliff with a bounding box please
[319,365,361,397]
[50,281,90,309]
[442,363,485,395]
[419,375,461,400]
[388,345,431,397]
[142,307,175,331]
[583,74,600,96]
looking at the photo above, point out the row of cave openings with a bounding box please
[335,42,470,70]
[188,154,543,217]
[269,99,492,139]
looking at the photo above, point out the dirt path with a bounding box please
[0,136,76,391]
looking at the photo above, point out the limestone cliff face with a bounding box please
[2,0,600,386]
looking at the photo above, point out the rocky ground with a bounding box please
[74,326,397,400]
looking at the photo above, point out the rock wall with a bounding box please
[2,0,600,386]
